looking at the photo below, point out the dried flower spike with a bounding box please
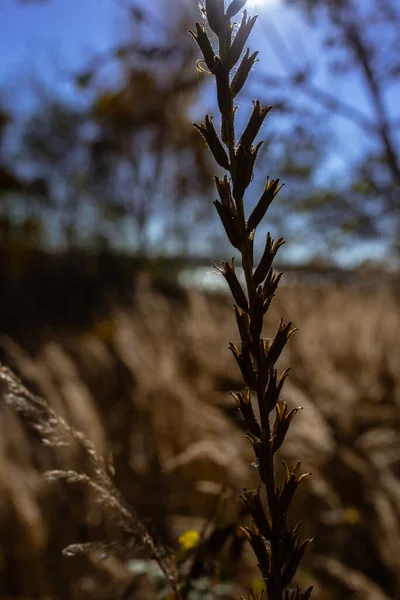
[191,1,313,598]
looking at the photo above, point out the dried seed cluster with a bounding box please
[191,2,313,598]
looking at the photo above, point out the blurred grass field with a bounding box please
[1,264,399,599]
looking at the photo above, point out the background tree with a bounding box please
[1,1,218,257]
[250,0,400,260]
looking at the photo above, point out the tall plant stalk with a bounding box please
[190,2,313,599]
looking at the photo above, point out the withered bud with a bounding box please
[240,102,273,148]
[227,10,258,69]
[241,487,272,539]
[231,49,259,98]
[219,258,248,311]
[194,115,230,170]
[272,402,301,454]
[232,389,261,437]
[215,175,236,213]
[229,342,257,389]
[253,234,285,287]
[263,367,290,415]
[240,526,270,578]
[281,538,313,588]
[265,319,295,370]
[233,141,263,200]
[247,177,283,234]
[189,22,216,73]
[262,269,284,312]
[214,201,241,249]
[277,461,311,516]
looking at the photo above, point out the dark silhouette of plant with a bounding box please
[190,1,313,598]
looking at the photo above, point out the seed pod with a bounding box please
[231,49,259,98]
[227,10,258,69]
[263,270,284,312]
[233,141,263,200]
[240,103,273,149]
[215,176,236,214]
[194,115,230,169]
[189,22,216,73]
[272,402,301,453]
[247,178,282,234]
[264,319,294,370]
[214,200,241,249]
[232,389,261,437]
[253,234,285,287]
[219,258,248,311]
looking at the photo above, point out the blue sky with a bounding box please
[0,0,381,164]
[0,0,120,107]
[1,0,117,74]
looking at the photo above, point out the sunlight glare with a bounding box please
[245,0,277,7]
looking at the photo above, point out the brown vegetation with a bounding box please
[1,275,400,599]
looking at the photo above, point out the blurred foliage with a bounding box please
[2,277,400,599]
[3,0,400,260]
[252,0,400,256]
[1,1,218,256]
